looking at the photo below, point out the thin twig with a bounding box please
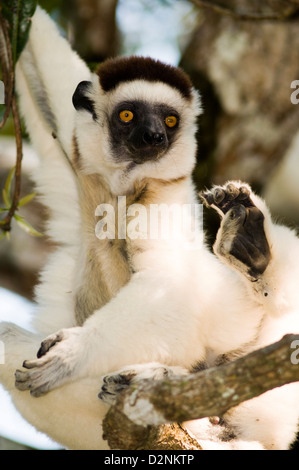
[0,14,14,129]
[188,0,298,21]
[1,95,23,232]
[0,12,23,233]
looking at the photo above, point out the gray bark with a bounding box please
[183,1,299,200]
[62,0,119,62]
[103,334,299,450]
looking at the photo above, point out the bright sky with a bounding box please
[117,0,196,64]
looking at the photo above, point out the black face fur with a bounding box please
[108,100,180,165]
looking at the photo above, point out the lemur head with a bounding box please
[72,56,201,193]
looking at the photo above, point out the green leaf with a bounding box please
[4,166,15,192]
[4,165,15,193]
[0,230,10,241]
[1,0,38,64]
[2,188,12,208]
[2,166,15,208]
[13,213,43,237]
[0,230,12,241]
[18,191,36,208]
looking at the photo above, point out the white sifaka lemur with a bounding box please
[1,6,299,450]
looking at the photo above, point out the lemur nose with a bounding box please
[143,131,165,146]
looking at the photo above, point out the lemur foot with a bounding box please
[99,363,187,406]
[99,370,138,406]
[200,182,271,281]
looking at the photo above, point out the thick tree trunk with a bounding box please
[183,1,299,227]
[62,0,119,62]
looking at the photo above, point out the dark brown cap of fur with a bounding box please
[97,56,193,100]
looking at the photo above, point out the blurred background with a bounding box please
[1,0,299,449]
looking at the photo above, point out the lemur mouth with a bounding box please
[127,144,167,165]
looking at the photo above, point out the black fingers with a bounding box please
[200,184,253,215]
[37,331,64,358]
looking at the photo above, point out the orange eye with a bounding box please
[165,116,177,128]
[119,110,134,122]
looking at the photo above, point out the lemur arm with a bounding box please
[15,6,91,246]
[16,6,91,157]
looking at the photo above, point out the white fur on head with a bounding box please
[74,75,202,194]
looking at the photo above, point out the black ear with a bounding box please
[72,81,96,119]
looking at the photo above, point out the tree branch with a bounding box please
[103,334,299,449]
[188,0,299,21]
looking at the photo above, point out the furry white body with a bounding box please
[1,7,299,450]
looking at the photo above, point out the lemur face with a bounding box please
[108,100,180,165]
[72,57,202,190]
